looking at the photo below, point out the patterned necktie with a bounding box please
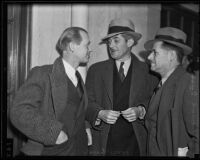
[75,71,84,98]
[154,81,162,94]
[119,62,125,81]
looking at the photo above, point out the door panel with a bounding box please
[7,5,32,157]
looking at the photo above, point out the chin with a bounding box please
[150,66,156,71]
[111,55,119,60]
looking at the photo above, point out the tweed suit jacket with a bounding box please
[10,57,88,155]
[145,66,199,157]
[86,53,159,156]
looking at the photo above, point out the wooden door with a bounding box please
[7,5,32,157]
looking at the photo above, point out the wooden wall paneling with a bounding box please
[7,5,32,156]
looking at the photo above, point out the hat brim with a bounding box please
[144,39,192,55]
[100,31,142,44]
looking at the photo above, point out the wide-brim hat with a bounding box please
[144,27,192,55]
[101,18,142,43]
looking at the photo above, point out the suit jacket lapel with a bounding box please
[157,66,185,128]
[102,59,114,108]
[49,57,69,118]
[129,54,145,106]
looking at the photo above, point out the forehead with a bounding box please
[80,31,89,42]
[152,41,163,49]
[108,34,124,41]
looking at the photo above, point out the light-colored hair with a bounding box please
[56,27,88,56]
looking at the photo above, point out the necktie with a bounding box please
[154,81,162,94]
[119,62,125,81]
[75,71,84,98]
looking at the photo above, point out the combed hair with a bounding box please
[161,41,184,64]
[56,27,87,56]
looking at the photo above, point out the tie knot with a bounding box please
[154,81,162,93]
[120,62,124,68]
[76,71,81,81]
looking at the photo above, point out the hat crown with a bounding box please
[156,27,187,43]
[109,18,136,31]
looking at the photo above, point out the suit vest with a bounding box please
[41,75,88,155]
[106,61,140,156]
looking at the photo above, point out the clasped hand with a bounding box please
[98,107,140,124]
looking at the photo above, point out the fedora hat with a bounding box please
[144,27,192,55]
[101,18,142,43]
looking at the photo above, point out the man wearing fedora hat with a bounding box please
[144,27,199,157]
[85,18,158,156]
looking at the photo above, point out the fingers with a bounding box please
[106,110,121,124]
[99,110,120,124]
[121,107,138,122]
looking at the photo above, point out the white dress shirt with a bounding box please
[62,58,78,87]
[115,57,131,76]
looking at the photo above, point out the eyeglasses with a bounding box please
[149,49,159,57]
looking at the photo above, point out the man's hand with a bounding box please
[55,130,68,144]
[121,107,140,122]
[98,110,120,124]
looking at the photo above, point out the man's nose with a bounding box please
[147,52,153,60]
[108,40,114,48]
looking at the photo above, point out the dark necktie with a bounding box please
[119,62,125,81]
[75,71,84,98]
[154,81,162,94]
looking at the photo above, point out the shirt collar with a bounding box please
[115,56,132,71]
[62,58,77,85]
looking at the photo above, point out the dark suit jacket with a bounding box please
[86,54,158,156]
[145,66,199,157]
[10,57,88,155]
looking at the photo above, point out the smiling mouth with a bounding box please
[110,50,118,53]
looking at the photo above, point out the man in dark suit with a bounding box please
[144,27,199,157]
[86,18,158,156]
[10,27,91,156]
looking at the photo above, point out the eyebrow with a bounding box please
[109,36,120,41]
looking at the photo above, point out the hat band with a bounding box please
[155,35,185,45]
[108,26,135,34]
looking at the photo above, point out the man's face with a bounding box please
[107,34,132,61]
[74,31,91,63]
[147,41,171,76]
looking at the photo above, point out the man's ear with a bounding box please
[127,38,134,47]
[69,42,76,52]
[169,50,177,61]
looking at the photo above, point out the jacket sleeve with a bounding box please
[10,67,63,146]
[85,65,104,130]
[183,74,199,157]
[138,70,159,112]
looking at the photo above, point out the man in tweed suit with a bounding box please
[144,27,199,157]
[10,27,91,156]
